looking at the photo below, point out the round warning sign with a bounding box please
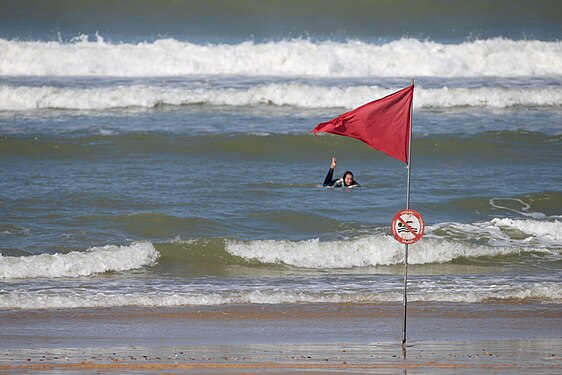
[391,209,425,244]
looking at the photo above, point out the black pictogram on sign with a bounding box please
[391,209,424,245]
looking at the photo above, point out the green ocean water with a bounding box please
[1,0,560,42]
[0,0,561,310]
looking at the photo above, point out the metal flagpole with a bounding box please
[402,79,415,355]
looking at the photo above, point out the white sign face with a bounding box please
[391,209,424,245]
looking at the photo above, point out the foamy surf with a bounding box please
[1,283,560,310]
[491,218,562,243]
[1,84,561,111]
[225,237,538,269]
[1,37,561,77]
[428,218,562,248]
[0,242,159,279]
[226,218,562,269]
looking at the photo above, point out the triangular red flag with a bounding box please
[312,85,414,164]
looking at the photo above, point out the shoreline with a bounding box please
[2,302,561,348]
[1,302,560,373]
[1,340,560,374]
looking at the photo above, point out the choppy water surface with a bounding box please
[0,0,560,310]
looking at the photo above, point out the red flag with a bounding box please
[312,85,414,164]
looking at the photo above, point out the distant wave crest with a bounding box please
[1,37,561,78]
[2,84,561,111]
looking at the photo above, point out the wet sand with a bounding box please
[0,302,560,374]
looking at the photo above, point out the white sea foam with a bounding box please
[1,84,561,111]
[491,218,562,245]
[226,236,511,269]
[226,218,561,269]
[1,283,560,309]
[489,198,547,219]
[428,218,562,248]
[0,242,159,279]
[1,37,561,77]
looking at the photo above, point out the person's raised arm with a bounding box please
[323,157,337,186]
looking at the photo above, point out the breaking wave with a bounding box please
[1,218,559,279]
[1,284,561,310]
[2,37,561,78]
[155,217,562,270]
[1,218,560,308]
[2,84,562,111]
[0,242,159,279]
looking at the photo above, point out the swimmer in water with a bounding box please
[322,157,360,188]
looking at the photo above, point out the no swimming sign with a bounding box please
[391,209,424,245]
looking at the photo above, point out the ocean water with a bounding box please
[0,1,561,311]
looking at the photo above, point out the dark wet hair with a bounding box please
[343,171,355,186]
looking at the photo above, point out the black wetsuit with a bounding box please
[323,168,360,188]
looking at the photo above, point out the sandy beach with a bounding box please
[1,302,560,374]
[2,1,561,374]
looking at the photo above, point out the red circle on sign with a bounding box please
[391,209,424,244]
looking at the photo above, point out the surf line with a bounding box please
[313,80,419,356]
